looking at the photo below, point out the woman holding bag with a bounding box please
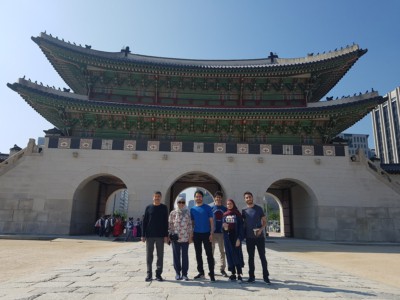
[168,197,193,281]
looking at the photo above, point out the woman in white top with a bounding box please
[168,197,193,280]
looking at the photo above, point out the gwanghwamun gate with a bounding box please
[1,32,399,242]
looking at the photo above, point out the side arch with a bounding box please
[70,166,133,235]
[264,177,319,239]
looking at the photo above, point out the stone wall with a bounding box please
[0,138,399,242]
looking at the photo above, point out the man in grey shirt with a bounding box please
[242,191,271,285]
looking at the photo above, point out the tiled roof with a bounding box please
[35,32,365,69]
[8,79,383,116]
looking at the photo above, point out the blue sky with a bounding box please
[1,0,399,153]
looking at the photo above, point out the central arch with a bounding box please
[165,171,223,211]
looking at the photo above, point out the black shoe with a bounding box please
[145,276,152,282]
[238,275,243,283]
[264,277,271,285]
[229,274,236,281]
[193,273,205,279]
[155,275,164,281]
[221,270,228,277]
[209,273,216,282]
[246,277,255,283]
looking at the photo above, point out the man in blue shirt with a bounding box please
[242,191,271,285]
[211,191,228,277]
[190,190,215,282]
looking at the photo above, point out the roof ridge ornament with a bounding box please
[121,46,131,57]
[268,52,278,63]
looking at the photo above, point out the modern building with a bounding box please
[372,87,400,163]
[1,32,399,242]
[336,133,372,158]
[104,189,129,216]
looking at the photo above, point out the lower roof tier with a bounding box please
[8,79,384,144]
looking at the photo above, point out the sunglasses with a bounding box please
[177,201,185,204]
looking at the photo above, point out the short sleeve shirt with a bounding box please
[190,204,213,233]
[242,204,265,239]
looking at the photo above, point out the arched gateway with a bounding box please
[71,174,127,235]
[266,179,318,239]
[1,32,399,242]
[166,172,223,211]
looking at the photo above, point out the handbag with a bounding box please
[169,233,179,241]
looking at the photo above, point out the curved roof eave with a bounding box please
[33,32,366,71]
[8,79,383,117]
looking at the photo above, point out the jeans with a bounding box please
[171,241,189,276]
[246,238,269,279]
[193,232,215,275]
[146,237,164,277]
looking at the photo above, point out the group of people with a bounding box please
[95,215,142,240]
[125,217,142,241]
[141,190,270,285]
[94,215,124,237]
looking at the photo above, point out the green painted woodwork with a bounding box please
[8,79,383,144]
[32,33,366,106]
[7,33,383,145]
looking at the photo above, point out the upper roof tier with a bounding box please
[32,32,367,104]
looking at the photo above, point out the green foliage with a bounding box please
[113,210,127,220]
[268,210,279,221]
[264,203,279,221]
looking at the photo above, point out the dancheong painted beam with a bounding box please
[8,32,384,144]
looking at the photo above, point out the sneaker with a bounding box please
[155,275,164,281]
[145,276,152,282]
[182,275,189,281]
[264,277,271,285]
[193,273,205,279]
[237,275,243,283]
[175,274,182,280]
[246,277,255,283]
[209,273,216,282]
[221,270,228,277]
[229,274,236,281]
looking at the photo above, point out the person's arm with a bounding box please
[141,208,148,242]
[256,215,267,237]
[261,215,267,229]
[209,217,214,242]
[256,208,267,237]
[168,211,174,234]
[163,205,169,243]
[190,209,195,243]
[188,217,193,243]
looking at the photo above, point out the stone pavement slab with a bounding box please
[0,238,399,299]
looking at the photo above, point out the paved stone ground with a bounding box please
[0,237,399,300]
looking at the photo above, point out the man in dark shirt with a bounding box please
[242,191,271,285]
[142,191,169,282]
[211,191,228,277]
